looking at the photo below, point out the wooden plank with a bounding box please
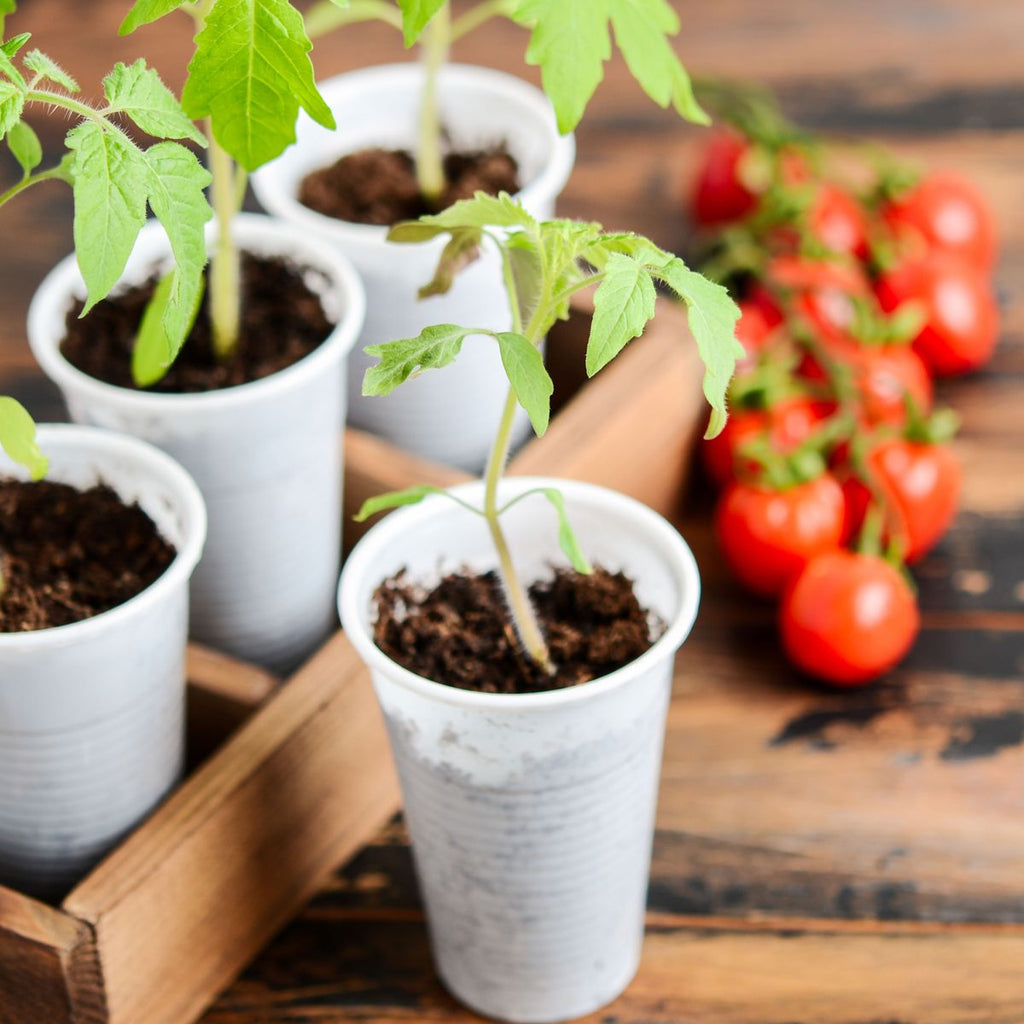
[343,428,469,551]
[198,909,1024,1024]
[61,633,401,1024]
[0,887,103,1024]
[186,644,280,765]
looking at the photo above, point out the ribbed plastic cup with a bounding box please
[339,478,700,1022]
[29,214,366,673]
[0,425,206,898]
[252,64,576,473]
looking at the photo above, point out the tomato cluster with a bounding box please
[689,107,999,688]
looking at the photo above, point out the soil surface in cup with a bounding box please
[60,254,333,392]
[372,566,654,693]
[0,479,176,632]
[299,146,520,226]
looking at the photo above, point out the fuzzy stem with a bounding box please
[483,385,554,674]
[208,133,241,361]
[416,2,450,208]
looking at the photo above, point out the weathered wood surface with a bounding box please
[1,0,1023,1021]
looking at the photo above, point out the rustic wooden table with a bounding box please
[2,2,1023,1021]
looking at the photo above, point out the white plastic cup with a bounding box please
[29,213,366,673]
[251,64,576,472]
[339,478,700,1023]
[0,424,206,897]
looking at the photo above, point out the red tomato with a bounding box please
[845,344,934,426]
[735,300,773,371]
[780,551,920,686]
[702,396,827,488]
[809,184,870,258]
[715,474,845,598]
[844,438,961,562]
[691,130,759,226]
[767,255,871,344]
[875,253,999,376]
[883,171,997,271]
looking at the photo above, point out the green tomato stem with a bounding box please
[25,89,109,128]
[304,0,403,38]
[0,163,68,209]
[208,133,241,361]
[449,0,515,41]
[416,2,450,209]
[483,384,555,675]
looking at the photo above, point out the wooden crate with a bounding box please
[0,638,401,1024]
[344,292,708,546]
[0,293,706,1024]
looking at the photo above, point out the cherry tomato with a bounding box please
[691,130,759,227]
[780,550,920,686]
[843,438,961,562]
[823,342,933,426]
[702,396,827,488]
[809,184,870,258]
[767,255,871,344]
[734,300,773,372]
[715,474,846,598]
[883,170,997,271]
[875,253,999,376]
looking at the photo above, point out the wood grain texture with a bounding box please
[0,887,100,1024]
[57,633,400,1024]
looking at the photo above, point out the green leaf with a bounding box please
[6,118,40,175]
[654,257,743,438]
[537,487,592,574]
[23,49,79,92]
[66,121,148,314]
[607,0,707,124]
[586,252,656,375]
[104,60,205,145]
[506,233,544,326]
[0,81,24,141]
[135,141,213,371]
[495,331,552,435]
[182,0,336,172]
[353,484,447,522]
[132,270,205,386]
[0,32,30,60]
[418,227,482,298]
[362,324,476,396]
[396,0,446,47]
[513,0,707,132]
[120,0,188,34]
[394,191,539,237]
[0,397,47,480]
[515,0,610,134]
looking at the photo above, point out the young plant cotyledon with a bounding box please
[119,0,334,382]
[357,191,743,673]
[304,0,709,209]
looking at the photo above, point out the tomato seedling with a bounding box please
[0,1,214,471]
[355,191,742,672]
[305,0,709,208]
[119,0,334,381]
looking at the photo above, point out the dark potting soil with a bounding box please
[298,146,521,226]
[60,254,333,393]
[0,479,176,632]
[372,567,655,694]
